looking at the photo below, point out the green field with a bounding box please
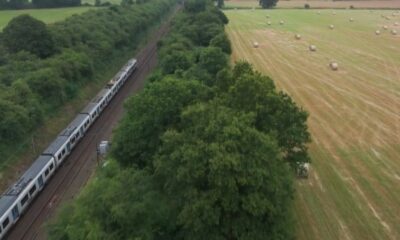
[0,7,94,30]
[225,9,400,240]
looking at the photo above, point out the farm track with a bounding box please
[226,9,400,240]
[5,5,180,240]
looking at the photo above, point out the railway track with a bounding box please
[5,6,179,240]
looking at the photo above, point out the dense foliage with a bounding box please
[259,0,278,9]
[49,0,310,239]
[2,15,57,58]
[0,0,176,148]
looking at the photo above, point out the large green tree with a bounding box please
[2,15,56,58]
[221,61,311,168]
[259,0,278,8]
[154,102,294,240]
[112,77,212,168]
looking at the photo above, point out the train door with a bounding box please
[12,206,20,221]
[66,142,71,153]
[38,175,44,188]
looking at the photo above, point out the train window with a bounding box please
[29,185,36,195]
[57,153,62,160]
[45,169,49,177]
[2,217,9,229]
[62,149,66,155]
[50,163,54,170]
[21,194,29,206]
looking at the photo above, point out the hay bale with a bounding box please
[329,62,338,71]
[280,20,285,25]
[395,22,399,26]
[392,29,397,35]
[375,30,381,35]
[309,45,317,52]
[332,11,336,15]
[253,41,259,48]
[386,16,391,20]
[329,24,335,29]
[267,21,272,25]
[317,11,321,15]
[383,25,388,30]
[295,34,301,40]
[349,17,354,22]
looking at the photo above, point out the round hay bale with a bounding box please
[375,30,381,35]
[349,17,354,22]
[392,29,397,35]
[267,21,272,25]
[309,45,317,52]
[329,24,335,29]
[295,34,301,40]
[383,25,388,30]
[329,62,338,71]
[332,11,336,15]
[395,22,399,26]
[317,11,321,15]
[253,42,259,48]
[280,20,285,25]
[393,12,397,16]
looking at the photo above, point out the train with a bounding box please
[0,58,137,239]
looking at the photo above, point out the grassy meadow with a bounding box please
[0,7,94,30]
[225,9,400,240]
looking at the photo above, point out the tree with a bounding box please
[198,47,228,76]
[184,0,206,12]
[48,161,178,240]
[2,15,56,58]
[111,78,212,168]
[259,0,278,9]
[0,99,29,142]
[216,0,223,8]
[210,33,232,54]
[222,61,311,168]
[154,102,295,240]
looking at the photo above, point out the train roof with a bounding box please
[43,135,70,155]
[81,102,98,115]
[0,195,16,217]
[21,155,53,183]
[92,89,110,104]
[60,114,89,137]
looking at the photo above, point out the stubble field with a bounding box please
[225,9,400,240]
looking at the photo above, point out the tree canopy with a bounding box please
[259,0,278,9]
[2,14,56,58]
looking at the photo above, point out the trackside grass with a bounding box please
[225,9,400,240]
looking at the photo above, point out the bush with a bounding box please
[304,3,310,9]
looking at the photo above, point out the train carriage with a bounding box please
[0,155,55,239]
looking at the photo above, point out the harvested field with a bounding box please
[225,9,400,240]
[225,0,400,9]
